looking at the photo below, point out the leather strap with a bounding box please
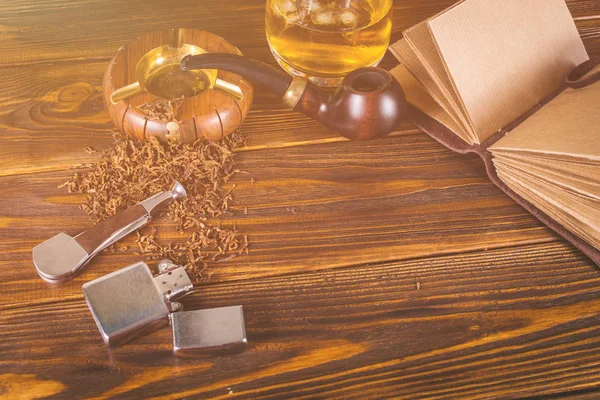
[405,104,471,154]
[566,57,600,89]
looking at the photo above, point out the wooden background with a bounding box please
[1,0,600,398]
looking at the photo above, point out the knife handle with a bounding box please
[74,181,187,259]
[75,204,150,255]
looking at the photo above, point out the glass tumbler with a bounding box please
[266,0,393,87]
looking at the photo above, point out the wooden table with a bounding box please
[1,1,599,399]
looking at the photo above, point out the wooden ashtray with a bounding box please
[102,28,253,143]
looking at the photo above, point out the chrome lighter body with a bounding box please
[83,260,193,347]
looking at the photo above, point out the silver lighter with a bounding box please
[82,260,247,356]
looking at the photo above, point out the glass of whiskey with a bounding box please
[266,0,393,87]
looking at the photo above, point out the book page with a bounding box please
[497,168,600,248]
[403,23,473,138]
[494,157,600,201]
[390,64,467,141]
[389,39,473,142]
[493,153,600,182]
[500,165,600,216]
[490,81,600,163]
[428,0,588,142]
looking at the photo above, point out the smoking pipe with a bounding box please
[181,53,464,147]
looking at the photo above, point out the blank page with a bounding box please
[428,0,588,142]
[404,22,473,137]
[389,40,473,142]
[490,81,600,163]
[390,64,467,141]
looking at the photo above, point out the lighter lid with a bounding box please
[171,305,247,357]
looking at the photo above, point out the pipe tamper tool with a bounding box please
[33,182,187,283]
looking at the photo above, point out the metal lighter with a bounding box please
[82,260,247,356]
[33,182,187,284]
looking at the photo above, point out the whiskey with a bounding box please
[266,0,393,86]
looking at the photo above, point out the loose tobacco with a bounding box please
[135,97,184,122]
[60,131,248,281]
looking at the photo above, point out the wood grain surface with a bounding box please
[0,0,599,399]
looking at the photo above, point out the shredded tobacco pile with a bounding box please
[135,97,184,122]
[60,128,248,281]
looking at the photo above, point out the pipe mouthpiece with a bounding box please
[181,53,292,96]
[180,55,192,72]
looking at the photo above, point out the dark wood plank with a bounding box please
[577,18,600,56]
[0,60,114,176]
[1,0,599,398]
[0,0,598,65]
[0,243,599,399]
[0,134,562,310]
[1,17,599,176]
[0,0,459,65]
[0,59,402,176]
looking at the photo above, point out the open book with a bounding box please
[389,0,600,260]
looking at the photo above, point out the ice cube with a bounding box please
[277,0,302,24]
[278,0,297,14]
[311,11,339,26]
[309,0,324,13]
[340,10,358,28]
